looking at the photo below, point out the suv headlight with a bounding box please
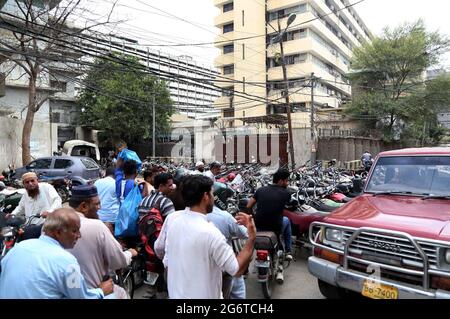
[446,249,450,264]
[325,228,344,243]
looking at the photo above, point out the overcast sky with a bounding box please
[88,0,450,68]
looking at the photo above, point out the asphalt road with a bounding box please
[134,246,324,299]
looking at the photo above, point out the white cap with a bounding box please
[196,161,204,167]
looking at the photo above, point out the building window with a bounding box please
[223,23,234,33]
[268,103,305,114]
[223,2,233,13]
[50,80,67,92]
[268,4,307,21]
[223,44,234,54]
[268,78,307,91]
[223,108,235,118]
[242,10,245,26]
[286,28,307,41]
[242,44,245,59]
[268,53,307,68]
[51,112,61,123]
[223,64,234,75]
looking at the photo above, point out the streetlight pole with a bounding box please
[310,73,316,163]
[275,16,296,170]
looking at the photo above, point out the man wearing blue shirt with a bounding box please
[207,183,249,299]
[0,208,113,299]
[94,167,120,232]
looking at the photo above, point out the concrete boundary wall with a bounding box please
[0,117,57,170]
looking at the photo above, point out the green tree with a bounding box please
[78,54,174,145]
[346,20,450,143]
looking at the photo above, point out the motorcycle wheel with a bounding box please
[57,188,69,203]
[119,270,135,299]
[261,281,271,299]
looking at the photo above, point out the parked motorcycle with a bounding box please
[114,241,166,299]
[0,214,41,258]
[1,165,21,189]
[254,231,291,299]
[38,174,72,203]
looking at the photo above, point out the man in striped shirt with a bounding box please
[138,173,176,220]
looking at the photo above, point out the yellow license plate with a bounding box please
[362,280,398,299]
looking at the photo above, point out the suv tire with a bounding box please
[318,279,349,299]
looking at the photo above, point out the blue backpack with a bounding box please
[115,184,143,237]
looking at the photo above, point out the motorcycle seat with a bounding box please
[255,232,278,251]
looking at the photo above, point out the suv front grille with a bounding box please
[343,231,438,269]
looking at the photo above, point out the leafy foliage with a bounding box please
[346,20,450,143]
[78,54,174,144]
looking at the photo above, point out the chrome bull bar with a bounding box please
[309,222,431,290]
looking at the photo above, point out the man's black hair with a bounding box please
[69,197,91,209]
[143,169,154,181]
[180,175,213,207]
[209,161,221,169]
[273,169,290,184]
[154,173,174,189]
[123,160,137,176]
[115,140,127,150]
[105,167,115,177]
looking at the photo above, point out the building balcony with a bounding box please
[267,0,306,12]
[311,67,351,94]
[214,10,234,27]
[214,96,234,109]
[313,0,361,48]
[309,20,353,57]
[267,38,348,73]
[214,53,234,68]
[267,63,314,82]
[215,32,235,47]
[336,1,371,41]
[268,88,342,108]
[212,74,235,88]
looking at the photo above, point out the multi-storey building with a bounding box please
[0,0,220,149]
[213,0,371,127]
[87,35,220,119]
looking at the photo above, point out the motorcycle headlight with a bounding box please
[325,228,344,243]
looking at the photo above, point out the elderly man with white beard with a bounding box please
[6,172,62,240]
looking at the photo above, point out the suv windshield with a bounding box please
[366,156,450,197]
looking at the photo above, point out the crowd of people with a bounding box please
[0,141,295,299]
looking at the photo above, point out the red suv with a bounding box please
[309,148,450,299]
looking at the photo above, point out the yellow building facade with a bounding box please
[213,0,371,128]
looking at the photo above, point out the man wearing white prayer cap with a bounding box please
[7,171,62,240]
[193,161,205,175]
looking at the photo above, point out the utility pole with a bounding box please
[152,95,156,158]
[277,19,296,170]
[310,73,316,163]
[147,48,156,158]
